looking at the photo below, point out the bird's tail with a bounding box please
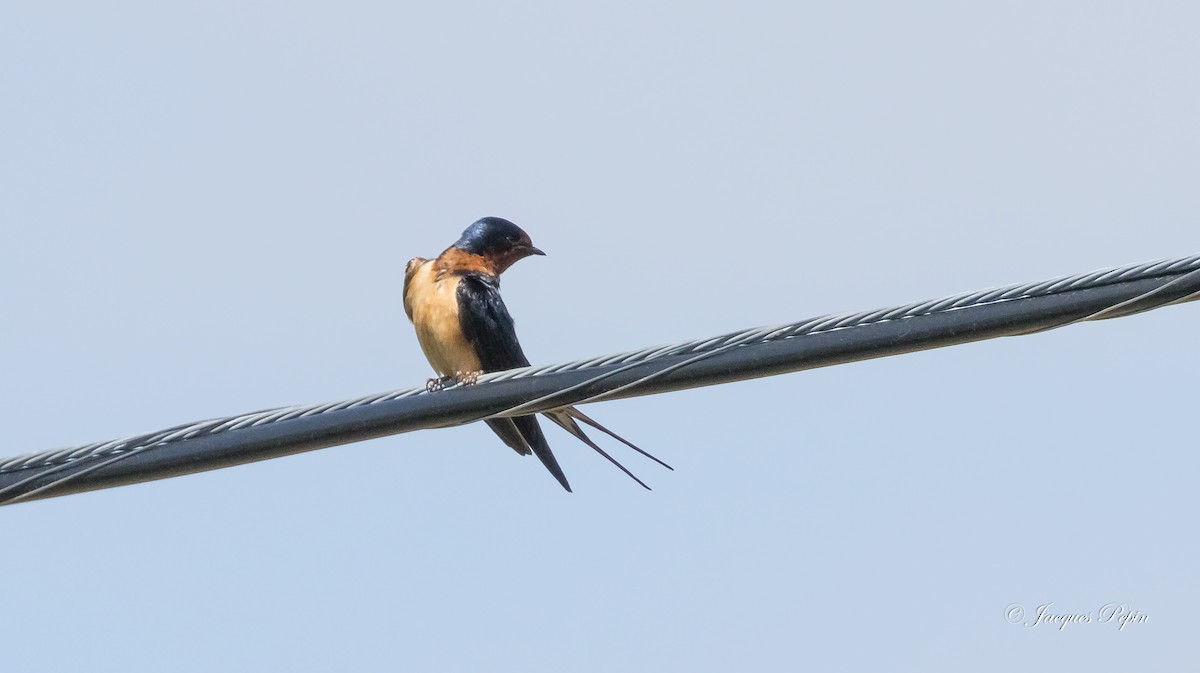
[564,408,674,471]
[542,408,672,490]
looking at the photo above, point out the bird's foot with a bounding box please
[454,370,483,386]
[426,375,454,392]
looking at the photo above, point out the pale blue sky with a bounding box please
[2,2,1197,670]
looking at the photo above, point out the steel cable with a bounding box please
[2,252,1198,505]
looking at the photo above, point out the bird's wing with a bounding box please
[456,272,571,491]
[484,418,531,456]
[455,272,532,371]
[509,414,571,492]
[402,257,428,321]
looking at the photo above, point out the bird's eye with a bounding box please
[507,234,520,243]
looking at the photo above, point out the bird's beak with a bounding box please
[526,245,546,256]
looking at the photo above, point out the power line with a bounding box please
[2,253,1198,505]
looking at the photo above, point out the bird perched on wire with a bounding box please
[402,216,672,491]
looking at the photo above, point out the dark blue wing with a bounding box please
[456,272,531,371]
[456,272,571,491]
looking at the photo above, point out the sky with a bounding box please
[2,1,1197,670]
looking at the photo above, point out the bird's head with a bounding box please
[452,217,545,274]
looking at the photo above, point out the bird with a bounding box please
[402,216,672,491]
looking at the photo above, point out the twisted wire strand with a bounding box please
[2,252,1198,502]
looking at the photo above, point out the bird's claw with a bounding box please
[425,371,482,392]
[455,370,482,386]
[426,375,453,392]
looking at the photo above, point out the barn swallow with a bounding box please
[402,216,671,491]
